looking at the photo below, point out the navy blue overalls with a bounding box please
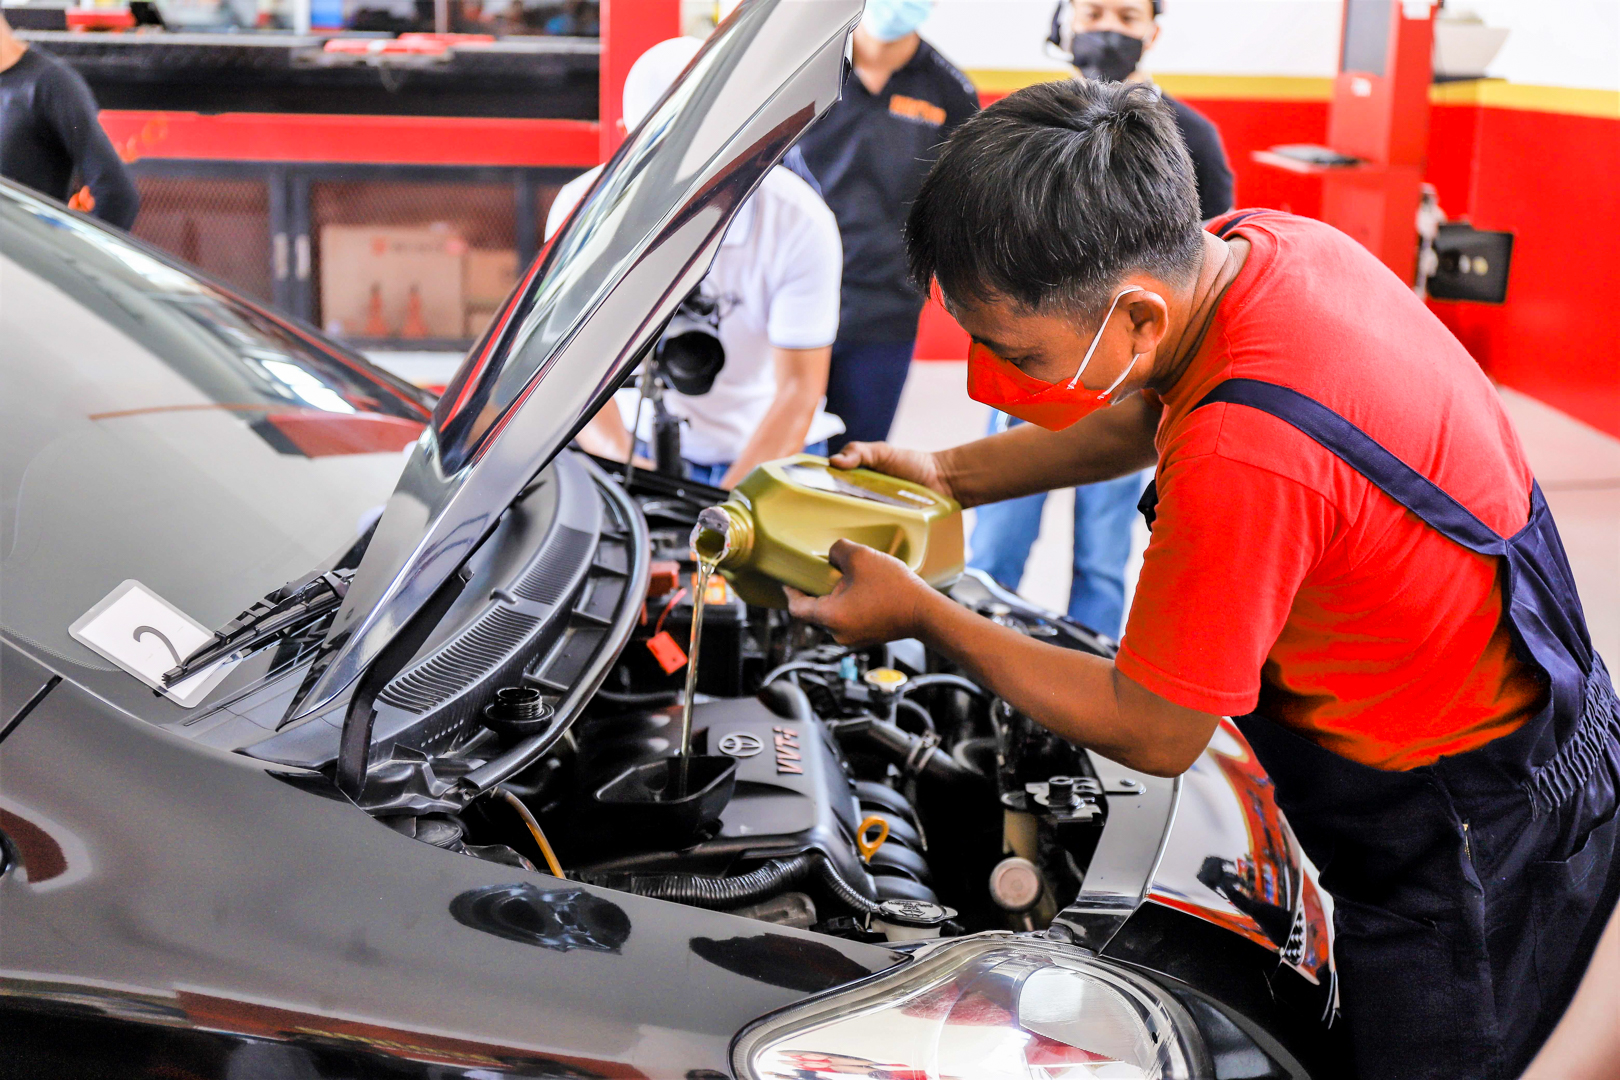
[1143,378,1620,1079]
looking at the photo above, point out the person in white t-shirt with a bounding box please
[546,36,844,489]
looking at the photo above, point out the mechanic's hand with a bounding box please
[785,538,933,647]
[827,441,954,501]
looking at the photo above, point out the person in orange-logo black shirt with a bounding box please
[796,0,977,454]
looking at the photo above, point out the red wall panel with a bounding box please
[1427,106,1620,436]
[98,111,600,168]
[1181,97,1328,218]
[1422,101,1479,214]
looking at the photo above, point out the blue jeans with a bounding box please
[824,339,915,454]
[637,440,828,488]
[967,413,1146,637]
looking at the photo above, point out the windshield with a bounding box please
[0,182,430,690]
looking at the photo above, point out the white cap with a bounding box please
[989,856,1045,912]
[621,36,705,131]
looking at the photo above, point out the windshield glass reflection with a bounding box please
[0,182,428,702]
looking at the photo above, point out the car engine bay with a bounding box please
[273,450,1132,947]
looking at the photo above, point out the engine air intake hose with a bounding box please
[900,673,987,700]
[759,660,846,688]
[845,716,983,788]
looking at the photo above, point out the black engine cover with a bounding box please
[570,697,871,893]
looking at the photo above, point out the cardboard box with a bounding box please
[320,224,466,340]
[465,306,504,340]
[463,248,518,308]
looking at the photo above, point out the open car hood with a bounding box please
[289,0,862,725]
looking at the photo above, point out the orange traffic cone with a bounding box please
[401,283,431,339]
[364,283,389,337]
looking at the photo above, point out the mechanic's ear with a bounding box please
[1125,289,1170,358]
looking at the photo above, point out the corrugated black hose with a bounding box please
[585,853,815,908]
[811,853,883,915]
[585,851,883,914]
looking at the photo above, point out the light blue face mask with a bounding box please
[861,0,933,42]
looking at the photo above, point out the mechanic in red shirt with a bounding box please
[788,79,1619,1080]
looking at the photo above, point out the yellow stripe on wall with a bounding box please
[963,68,1071,95]
[1429,80,1619,120]
[967,70,1620,119]
[965,70,1335,100]
[1153,74,1336,101]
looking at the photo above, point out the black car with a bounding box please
[0,3,1341,1077]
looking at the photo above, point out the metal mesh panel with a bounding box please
[537,181,566,247]
[129,175,272,302]
[122,172,573,344]
[313,179,520,250]
[311,179,520,344]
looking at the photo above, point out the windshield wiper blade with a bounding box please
[162,569,354,686]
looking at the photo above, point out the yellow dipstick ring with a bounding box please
[857,815,890,862]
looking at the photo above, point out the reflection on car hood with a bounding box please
[290,0,862,725]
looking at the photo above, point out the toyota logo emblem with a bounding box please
[717,731,764,758]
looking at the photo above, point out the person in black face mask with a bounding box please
[966,0,1234,642]
[1048,0,1231,220]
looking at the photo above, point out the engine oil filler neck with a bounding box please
[482,686,555,740]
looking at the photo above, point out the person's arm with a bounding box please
[42,64,138,229]
[1521,895,1620,1079]
[829,390,1161,507]
[718,344,829,488]
[786,539,1220,776]
[573,399,653,470]
[725,170,841,487]
[790,444,1330,776]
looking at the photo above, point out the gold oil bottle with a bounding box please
[690,455,964,609]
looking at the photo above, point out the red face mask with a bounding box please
[965,286,1145,432]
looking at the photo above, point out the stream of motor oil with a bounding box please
[674,550,719,798]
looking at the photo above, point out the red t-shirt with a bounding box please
[1115,211,1546,770]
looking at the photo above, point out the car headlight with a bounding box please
[732,934,1207,1080]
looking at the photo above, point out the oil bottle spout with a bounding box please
[692,503,754,567]
[688,454,962,609]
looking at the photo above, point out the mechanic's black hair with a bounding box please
[905,78,1203,323]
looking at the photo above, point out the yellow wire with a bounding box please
[496,786,565,879]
